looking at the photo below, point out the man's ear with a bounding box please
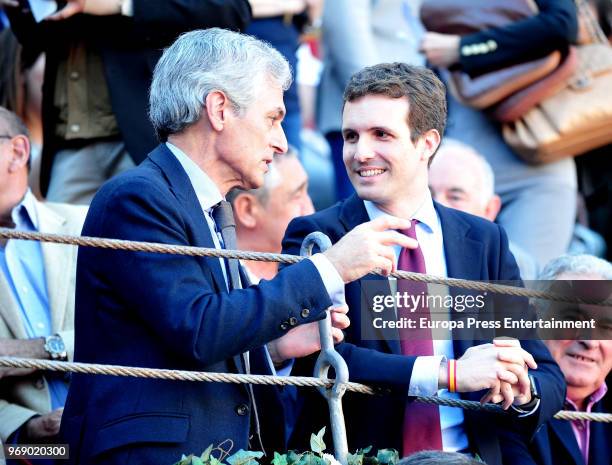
[418,129,441,163]
[8,135,30,173]
[232,193,259,229]
[205,90,233,132]
[484,194,502,222]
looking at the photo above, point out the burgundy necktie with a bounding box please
[398,220,443,456]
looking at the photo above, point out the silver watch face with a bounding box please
[46,335,66,357]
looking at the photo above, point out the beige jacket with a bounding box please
[0,197,86,443]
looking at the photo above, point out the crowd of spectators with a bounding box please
[0,1,610,465]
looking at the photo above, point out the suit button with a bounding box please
[279,322,289,331]
[301,308,310,318]
[236,404,249,416]
[288,317,298,326]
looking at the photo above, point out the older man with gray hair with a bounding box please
[530,254,611,465]
[428,139,539,280]
[59,29,417,464]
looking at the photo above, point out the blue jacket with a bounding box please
[59,144,333,464]
[281,194,565,465]
[530,394,611,465]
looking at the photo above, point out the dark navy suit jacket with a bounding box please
[281,194,565,465]
[59,144,333,464]
[529,394,611,465]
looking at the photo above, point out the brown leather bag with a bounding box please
[491,47,579,122]
[420,0,576,116]
[502,40,612,163]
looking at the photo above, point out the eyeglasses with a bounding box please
[0,135,12,139]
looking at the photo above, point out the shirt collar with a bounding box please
[10,189,38,231]
[566,382,608,411]
[166,142,223,213]
[363,191,438,233]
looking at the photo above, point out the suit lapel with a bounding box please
[149,146,248,377]
[0,200,72,338]
[0,274,28,338]
[36,201,74,333]
[436,203,491,347]
[550,419,586,465]
[148,145,227,294]
[436,203,483,282]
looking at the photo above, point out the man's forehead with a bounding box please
[343,94,409,123]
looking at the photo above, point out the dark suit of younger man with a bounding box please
[282,194,565,465]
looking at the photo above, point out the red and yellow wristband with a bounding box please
[448,359,457,393]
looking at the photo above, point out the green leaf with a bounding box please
[297,452,325,465]
[192,457,205,465]
[210,457,223,465]
[347,452,364,465]
[375,449,399,465]
[173,454,194,465]
[227,449,264,465]
[287,450,303,465]
[310,427,326,454]
[200,445,214,462]
[272,452,288,465]
[356,447,372,456]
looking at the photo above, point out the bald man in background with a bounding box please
[428,139,539,280]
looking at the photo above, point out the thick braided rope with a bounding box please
[0,357,610,423]
[1,229,610,306]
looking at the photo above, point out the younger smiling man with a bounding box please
[282,62,564,463]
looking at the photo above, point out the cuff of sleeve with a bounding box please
[121,0,133,16]
[264,345,294,376]
[510,398,541,418]
[309,253,346,307]
[408,355,445,397]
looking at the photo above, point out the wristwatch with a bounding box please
[511,374,541,415]
[44,334,67,361]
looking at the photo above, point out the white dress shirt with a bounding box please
[364,194,469,452]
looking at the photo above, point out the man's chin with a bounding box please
[353,185,385,203]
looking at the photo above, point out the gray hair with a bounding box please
[398,451,484,465]
[0,106,29,139]
[227,147,298,206]
[149,28,292,140]
[437,138,495,207]
[539,254,612,280]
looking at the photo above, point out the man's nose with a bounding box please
[353,138,375,162]
[272,125,288,154]
[301,194,315,216]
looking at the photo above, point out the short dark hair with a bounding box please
[399,451,485,465]
[343,62,447,143]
